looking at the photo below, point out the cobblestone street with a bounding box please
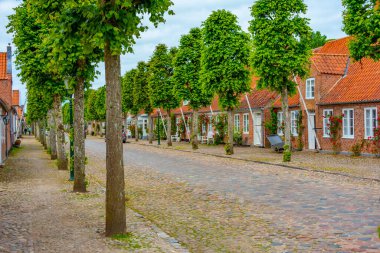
[85,137,380,252]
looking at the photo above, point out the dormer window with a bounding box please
[306,78,315,99]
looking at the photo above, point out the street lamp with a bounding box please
[64,78,74,181]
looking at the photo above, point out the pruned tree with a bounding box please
[122,69,138,140]
[201,10,251,155]
[148,44,180,147]
[342,0,380,61]
[173,27,211,150]
[249,0,312,161]
[133,62,153,143]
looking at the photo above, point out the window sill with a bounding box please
[323,135,331,138]
[342,136,354,139]
[243,132,249,134]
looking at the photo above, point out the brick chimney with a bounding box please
[12,90,19,106]
[6,44,11,75]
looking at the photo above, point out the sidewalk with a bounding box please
[125,138,380,181]
[0,136,187,253]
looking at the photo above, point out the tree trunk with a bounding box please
[135,116,139,142]
[54,94,68,170]
[104,42,126,236]
[73,59,86,192]
[148,113,153,144]
[49,109,58,160]
[167,109,172,146]
[225,109,234,155]
[46,114,51,151]
[192,109,199,150]
[281,87,292,161]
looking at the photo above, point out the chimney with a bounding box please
[6,43,12,74]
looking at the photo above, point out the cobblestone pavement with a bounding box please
[132,139,380,181]
[0,136,187,253]
[85,137,380,252]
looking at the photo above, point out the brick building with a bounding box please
[148,37,379,155]
[0,45,22,166]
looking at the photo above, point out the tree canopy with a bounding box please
[342,0,380,61]
[201,10,251,111]
[249,0,312,95]
[310,31,328,49]
[173,27,211,110]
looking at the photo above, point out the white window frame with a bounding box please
[364,107,378,139]
[306,78,315,99]
[234,114,240,132]
[323,109,333,138]
[243,113,249,134]
[291,111,299,136]
[342,108,354,139]
[277,112,283,136]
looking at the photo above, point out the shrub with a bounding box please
[350,141,363,156]
[224,143,233,155]
[233,131,243,146]
[327,114,343,154]
[264,107,278,135]
[283,145,291,162]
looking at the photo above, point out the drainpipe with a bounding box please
[245,93,256,146]
[180,107,190,139]
[294,77,321,150]
[157,109,167,135]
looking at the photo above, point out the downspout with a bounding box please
[294,77,321,150]
[245,93,256,146]
[157,108,167,135]
[180,107,190,139]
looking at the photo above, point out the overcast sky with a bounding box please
[0,0,346,107]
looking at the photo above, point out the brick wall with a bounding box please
[318,103,380,153]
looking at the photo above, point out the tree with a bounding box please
[148,44,180,146]
[133,62,153,143]
[310,31,328,49]
[250,0,312,161]
[342,0,380,61]
[122,69,138,140]
[173,27,211,150]
[201,10,251,155]
[8,2,67,169]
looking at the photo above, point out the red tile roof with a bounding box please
[319,58,380,104]
[240,76,277,109]
[0,53,7,80]
[311,54,349,75]
[317,37,352,55]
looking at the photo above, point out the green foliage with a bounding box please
[212,114,228,144]
[133,62,153,115]
[265,107,278,135]
[62,103,70,125]
[173,27,211,109]
[154,119,167,140]
[351,141,364,156]
[122,69,137,114]
[283,145,292,162]
[310,31,328,49]
[342,0,380,61]
[148,44,180,111]
[201,10,251,111]
[233,131,243,146]
[296,110,304,151]
[250,0,312,95]
[94,86,106,120]
[224,143,234,155]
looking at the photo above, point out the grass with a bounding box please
[111,233,150,250]
[9,146,24,157]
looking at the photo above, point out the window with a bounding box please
[243,114,249,133]
[323,109,333,137]
[208,116,213,132]
[183,100,189,106]
[277,112,283,136]
[291,111,299,136]
[306,78,315,99]
[365,108,377,139]
[234,114,240,132]
[343,109,354,138]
